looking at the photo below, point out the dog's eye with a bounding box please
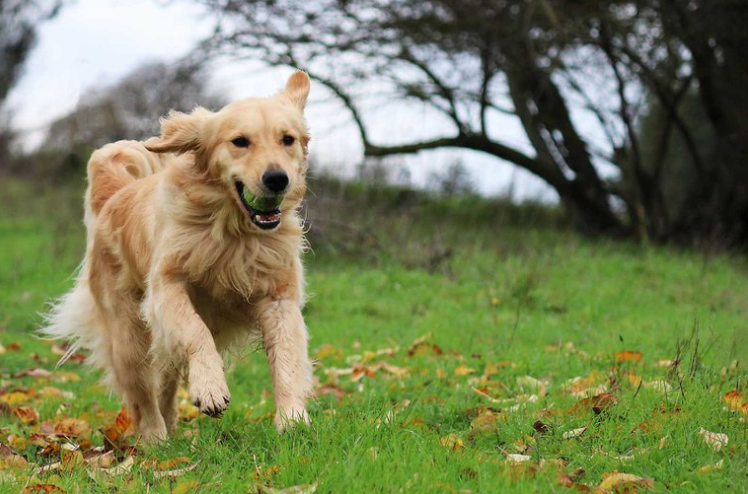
[281,135,295,146]
[231,137,250,148]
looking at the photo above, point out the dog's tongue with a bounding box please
[258,212,281,222]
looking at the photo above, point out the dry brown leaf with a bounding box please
[315,384,349,401]
[61,449,85,470]
[84,450,115,469]
[723,390,747,414]
[14,368,53,378]
[469,411,502,435]
[153,459,201,479]
[563,426,587,439]
[408,342,443,357]
[597,472,653,492]
[54,418,91,438]
[627,372,642,388]
[516,376,548,396]
[697,459,724,473]
[569,393,618,416]
[439,433,464,451]
[89,455,134,478]
[21,485,67,494]
[0,443,27,469]
[454,364,477,376]
[13,406,39,425]
[698,427,728,451]
[312,343,342,361]
[505,454,532,463]
[114,406,134,435]
[614,351,643,364]
[172,479,201,494]
[179,403,200,421]
[564,371,606,397]
[1,390,33,405]
[259,482,319,494]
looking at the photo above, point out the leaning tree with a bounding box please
[195,0,748,246]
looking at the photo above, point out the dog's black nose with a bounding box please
[262,170,289,193]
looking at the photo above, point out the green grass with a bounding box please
[1,178,748,493]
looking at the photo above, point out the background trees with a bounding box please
[7,62,225,179]
[196,0,748,247]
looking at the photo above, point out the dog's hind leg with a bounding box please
[102,298,167,442]
[158,365,182,434]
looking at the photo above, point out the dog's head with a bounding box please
[145,71,311,232]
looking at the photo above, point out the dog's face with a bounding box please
[145,71,311,232]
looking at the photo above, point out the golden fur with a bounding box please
[44,72,315,440]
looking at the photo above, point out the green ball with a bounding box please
[242,187,283,211]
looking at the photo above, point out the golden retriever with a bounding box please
[44,71,314,441]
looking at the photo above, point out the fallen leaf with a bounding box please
[699,427,728,451]
[84,450,115,469]
[114,407,134,435]
[179,403,200,421]
[454,364,477,376]
[469,411,502,435]
[564,371,606,397]
[439,433,464,451]
[0,391,33,405]
[516,376,548,396]
[723,390,747,414]
[259,482,318,494]
[697,459,724,473]
[153,459,202,479]
[89,455,134,478]
[569,393,618,416]
[21,485,67,494]
[615,351,642,363]
[312,343,342,361]
[14,368,53,378]
[627,371,642,388]
[172,479,201,494]
[505,454,532,463]
[5,342,21,352]
[408,342,443,357]
[597,472,653,492]
[563,426,587,439]
[54,418,91,438]
[13,406,39,425]
[315,384,349,401]
[532,420,551,434]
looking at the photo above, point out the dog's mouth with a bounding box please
[234,181,283,230]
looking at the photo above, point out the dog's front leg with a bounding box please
[146,267,230,417]
[256,297,313,431]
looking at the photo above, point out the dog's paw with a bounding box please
[275,407,310,432]
[139,422,168,444]
[188,366,231,417]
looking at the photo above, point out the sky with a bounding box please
[5,0,555,200]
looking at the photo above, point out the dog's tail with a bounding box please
[40,263,107,368]
[85,140,163,224]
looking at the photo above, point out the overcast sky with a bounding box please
[5,0,554,200]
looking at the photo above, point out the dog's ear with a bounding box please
[144,107,212,154]
[283,70,311,111]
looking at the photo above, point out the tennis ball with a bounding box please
[242,187,283,211]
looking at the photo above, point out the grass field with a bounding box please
[1,177,748,493]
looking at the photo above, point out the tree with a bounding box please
[44,61,226,152]
[13,61,226,180]
[195,0,748,247]
[0,0,64,170]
